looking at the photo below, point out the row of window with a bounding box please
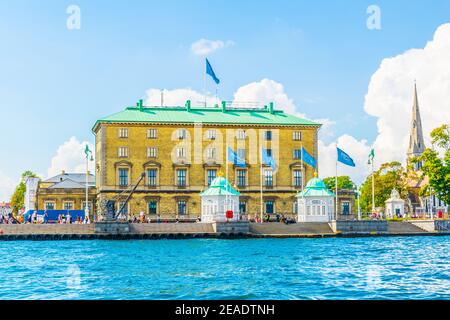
[117,128,303,141]
[117,168,304,188]
[44,201,93,212]
[117,146,310,160]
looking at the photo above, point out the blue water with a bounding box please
[0,236,449,300]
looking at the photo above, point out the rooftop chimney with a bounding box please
[269,102,274,114]
[186,100,191,112]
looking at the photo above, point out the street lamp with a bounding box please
[84,144,94,220]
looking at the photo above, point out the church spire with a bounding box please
[407,82,425,169]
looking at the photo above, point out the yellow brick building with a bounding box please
[36,171,96,213]
[92,101,321,219]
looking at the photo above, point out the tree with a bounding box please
[418,124,450,205]
[323,176,356,192]
[359,162,407,213]
[10,171,40,215]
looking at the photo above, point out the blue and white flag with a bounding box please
[261,148,277,170]
[337,147,356,167]
[227,147,246,167]
[206,58,220,85]
[301,146,316,168]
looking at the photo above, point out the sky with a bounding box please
[1,0,450,201]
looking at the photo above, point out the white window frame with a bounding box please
[118,147,129,158]
[118,128,128,138]
[236,130,246,140]
[293,131,302,141]
[147,147,158,158]
[177,129,187,140]
[176,147,186,159]
[63,201,74,211]
[147,129,157,139]
[45,201,56,211]
[206,129,216,140]
[206,147,216,160]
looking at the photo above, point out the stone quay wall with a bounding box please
[0,224,94,235]
[329,220,388,234]
[212,221,250,234]
[412,220,450,232]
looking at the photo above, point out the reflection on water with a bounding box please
[0,236,449,300]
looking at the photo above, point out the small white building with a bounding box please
[385,189,405,218]
[298,174,335,222]
[24,177,39,213]
[200,175,240,223]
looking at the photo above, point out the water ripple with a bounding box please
[0,236,449,300]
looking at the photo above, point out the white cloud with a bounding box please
[318,135,372,185]
[190,38,234,56]
[0,171,16,202]
[233,79,297,114]
[365,23,450,167]
[47,137,95,178]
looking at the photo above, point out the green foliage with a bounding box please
[430,124,450,151]
[419,125,450,204]
[359,162,407,213]
[323,176,356,191]
[10,171,40,214]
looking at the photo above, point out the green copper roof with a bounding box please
[297,177,335,197]
[200,176,240,196]
[93,104,321,131]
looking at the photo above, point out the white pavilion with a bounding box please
[297,172,335,222]
[200,174,240,223]
[385,189,405,218]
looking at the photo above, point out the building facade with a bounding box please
[93,101,321,219]
[336,189,357,220]
[36,171,96,215]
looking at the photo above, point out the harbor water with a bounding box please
[0,236,449,300]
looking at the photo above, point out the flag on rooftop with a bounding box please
[206,58,220,85]
[337,147,356,167]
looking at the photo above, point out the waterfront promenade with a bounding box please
[0,220,449,240]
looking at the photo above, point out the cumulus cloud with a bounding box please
[0,171,16,202]
[190,39,234,56]
[47,137,95,178]
[233,79,297,115]
[365,23,450,167]
[318,136,372,185]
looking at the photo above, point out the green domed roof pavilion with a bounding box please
[200,175,240,196]
[297,173,335,197]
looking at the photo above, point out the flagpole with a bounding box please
[371,158,375,217]
[204,59,207,107]
[260,147,263,224]
[85,150,89,220]
[357,185,361,221]
[335,160,338,222]
[301,144,305,216]
[226,144,229,216]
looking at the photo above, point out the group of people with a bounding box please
[129,212,162,224]
[18,211,91,224]
[56,213,91,224]
[0,213,15,224]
